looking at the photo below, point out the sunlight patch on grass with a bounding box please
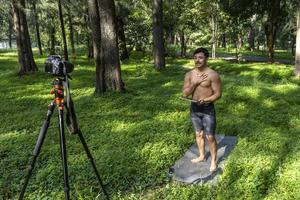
[0,131,21,139]
[139,141,180,170]
[111,121,137,133]
[240,86,260,99]
[153,111,187,122]
[270,84,299,94]
[162,81,175,87]
[262,99,276,109]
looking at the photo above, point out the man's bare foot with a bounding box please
[191,157,206,163]
[209,163,217,173]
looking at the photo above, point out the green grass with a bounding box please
[216,47,294,60]
[0,49,300,199]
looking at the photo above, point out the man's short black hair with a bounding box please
[193,47,209,58]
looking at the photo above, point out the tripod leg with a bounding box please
[19,103,55,200]
[58,108,70,200]
[77,130,110,200]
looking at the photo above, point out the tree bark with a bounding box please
[221,33,226,48]
[57,0,69,60]
[13,0,37,75]
[8,8,14,49]
[67,0,75,57]
[152,0,165,70]
[85,8,93,58]
[264,23,275,62]
[99,0,125,91]
[248,25,255,51]
[32,0,42,55]
[294,0,300,76]
[291,36,295,57]
[117,15,129,60]
[88,0,105,93]
[264,0,281,63]
[49,26,56,55]
[210,15,217,59]
[179,29,186,57]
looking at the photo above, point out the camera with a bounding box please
[44,55,74,76]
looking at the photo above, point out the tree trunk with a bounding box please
[13,0,37,75]
[32,0,42,55]
[117,15,129,60]
[294,0,300,76]
[152,0,165,70]
[221,33,226,48]
[179,29,186,57]
[210,15,217,59]
[248,25,255,51]
[264,0,281,63]
[291,36,295,57]
[88,0,105,93]
[49,26,56,55]
[8,9,14,48]
[265,23,275,63]
[85,8,93,58]
[87,33,94,59]
[99,0,125,91]
[57,0,68,60]
[67,0,75,57]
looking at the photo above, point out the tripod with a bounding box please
[19,77,109,200]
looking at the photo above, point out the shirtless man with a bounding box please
[182,47,222,172]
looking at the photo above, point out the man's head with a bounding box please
[193,47,209,68]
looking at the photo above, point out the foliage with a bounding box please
[0,0,298,58]
[0,0,12,41]
[1,49,300,199]
[122,0,152,52]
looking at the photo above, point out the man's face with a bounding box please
[194,52,207,68]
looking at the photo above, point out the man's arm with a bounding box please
[202,73,222,103]
[182,72,195,97]
[182,72,208,97]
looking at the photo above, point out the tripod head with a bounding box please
[51,78,65,110]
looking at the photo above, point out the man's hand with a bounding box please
[197,99,207,104]
[192,73,208,86]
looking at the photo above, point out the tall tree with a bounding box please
[66,0,75,57]
[116,2,129,60]
[87,0,105,93]
[12,0,37,75]
[85,7,93,58]
[8,8,14,49]
[57,0,68,60]
[99,0,125,91]
[294,0,300,76]
[31,0,43,55]
[152,0,165,70]
[263,0,283,62]
[179,29,186,57]
[49,25,56,55]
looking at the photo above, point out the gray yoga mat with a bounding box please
[170,135,238,184]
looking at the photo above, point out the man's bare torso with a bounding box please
[189,68,218,101]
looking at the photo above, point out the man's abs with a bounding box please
[192,85,213,100]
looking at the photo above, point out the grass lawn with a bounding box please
[216,47,294,60]
[0,50,300,199]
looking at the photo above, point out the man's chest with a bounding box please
[191,74,212,88]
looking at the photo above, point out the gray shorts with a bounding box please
[190,102,216,135]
